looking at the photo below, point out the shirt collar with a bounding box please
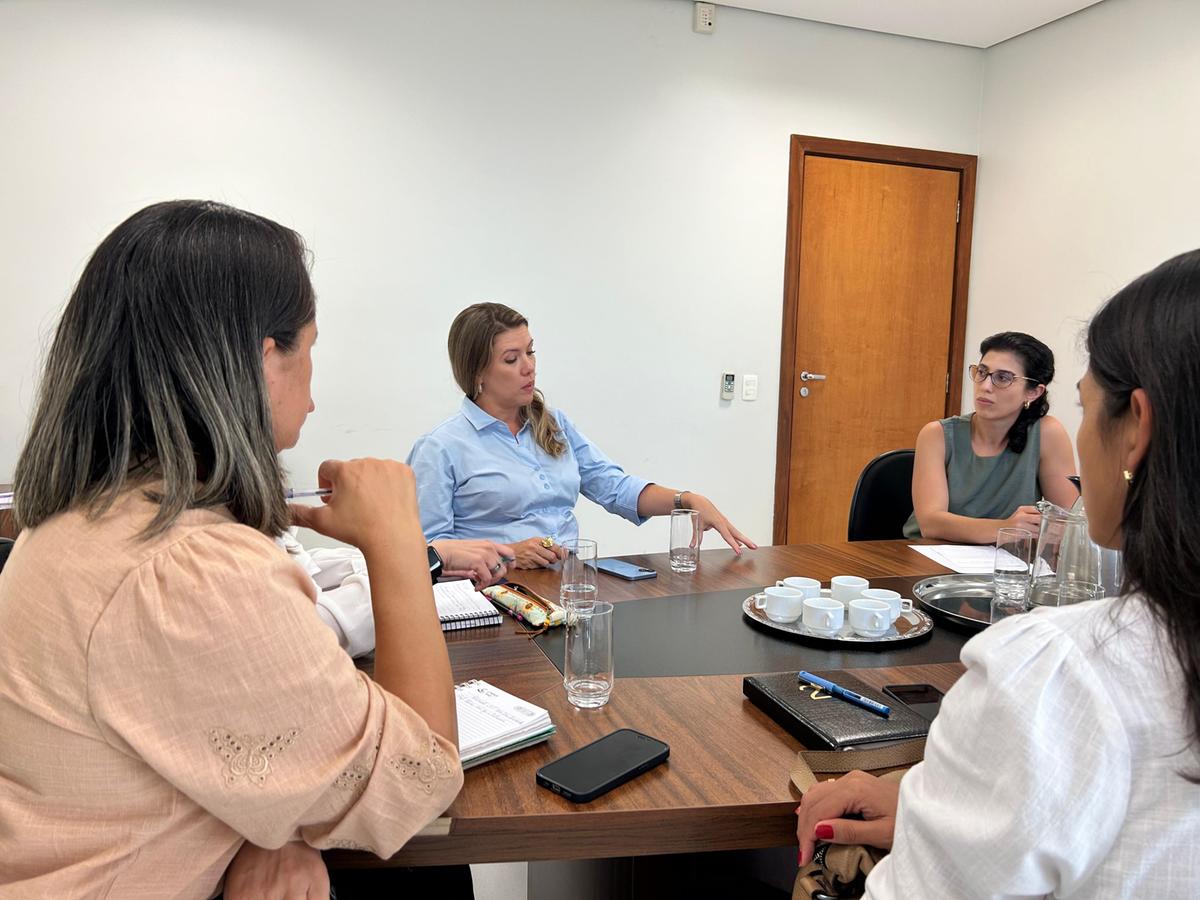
[460,396,529,434]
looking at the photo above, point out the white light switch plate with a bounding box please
[742,373,759,401]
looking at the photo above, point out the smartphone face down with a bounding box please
[595,558,657,581]
[882,683,945,722]
[536,729,669,802]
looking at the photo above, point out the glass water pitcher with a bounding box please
[1029,497,1123,607]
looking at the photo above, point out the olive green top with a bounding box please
[903,414,1042,539]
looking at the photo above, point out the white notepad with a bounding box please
[455,679,555,768]
[434,580,502,631]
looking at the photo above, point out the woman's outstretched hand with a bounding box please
[795,770,900,866]
[687,493,757,555]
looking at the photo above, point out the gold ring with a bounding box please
[540,537,555,549]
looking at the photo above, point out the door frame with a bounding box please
[772,135,978,545]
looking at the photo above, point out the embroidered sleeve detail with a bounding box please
[333,728,382,793]
[333,764,371,792]
[324,838,378,854]
[208,727,300,787]
[385,733,457,794]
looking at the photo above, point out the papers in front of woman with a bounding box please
[456,680,555,768]
[434,579,502,631]
[910,544,1037,575]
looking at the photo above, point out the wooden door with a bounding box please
[774,137,977,545]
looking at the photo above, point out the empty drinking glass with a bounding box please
[560,539,598,608]
[992,527,1033,622]
[565,600,614,708]
[669,509,700,573]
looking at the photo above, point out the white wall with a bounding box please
[966,0,1200,440]
[0,0,983,553]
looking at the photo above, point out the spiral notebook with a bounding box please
[456,679,555,768]
[434,580,502,631]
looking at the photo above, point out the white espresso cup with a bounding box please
[775,576,821,598]
[802,597,844,636]
[755,586,805,624]
[830,575,870,608]
[861,588,913,623]
[848,598,891,638]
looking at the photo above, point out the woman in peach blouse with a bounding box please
[0,201,464,897]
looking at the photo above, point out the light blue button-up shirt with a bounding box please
[407,398,650,545]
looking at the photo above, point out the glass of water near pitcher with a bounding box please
[1028,496,1123,609]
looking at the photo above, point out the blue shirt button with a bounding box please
[543,484,551,490]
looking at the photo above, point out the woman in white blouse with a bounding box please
[795,249,1200,897]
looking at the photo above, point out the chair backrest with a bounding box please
[0,538,13,574]
[847,449,916,542]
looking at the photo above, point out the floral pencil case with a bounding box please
[481,582,566,631]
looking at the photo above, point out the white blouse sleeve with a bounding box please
[866,611,1133,899]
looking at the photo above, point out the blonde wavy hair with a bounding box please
[447,303,566,458]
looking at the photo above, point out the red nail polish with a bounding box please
[814,823,834,840]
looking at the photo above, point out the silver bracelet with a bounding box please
[673,490,689,510]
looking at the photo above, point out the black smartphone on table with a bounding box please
[536,728,669,803]
[595,558,657,581]
[882,683,945,722]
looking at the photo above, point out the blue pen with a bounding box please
[797,671,891,718]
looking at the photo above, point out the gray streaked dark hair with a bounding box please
[13,200,315,537]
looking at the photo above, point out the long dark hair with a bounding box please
[14,200,316,537]
[979,331,1054,454]
[447,302,565,457]
[1087,248,1200,777]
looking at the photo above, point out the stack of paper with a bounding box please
[434,580,502,631]
[456,680,555,769]
[910,544,1032,575]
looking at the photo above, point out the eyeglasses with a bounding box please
[968,364,1038,389]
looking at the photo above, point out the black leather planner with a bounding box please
[743,670,930,750]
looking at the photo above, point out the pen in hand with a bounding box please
[797,670,891,718]
[285,488,332,500]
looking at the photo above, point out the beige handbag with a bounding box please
[790,740,924,900]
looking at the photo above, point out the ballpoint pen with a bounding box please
[285,488,332,500]
[797,670,891,718]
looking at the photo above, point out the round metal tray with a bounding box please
[741,593,934,649]
[912,574,993,633]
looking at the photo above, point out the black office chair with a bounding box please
[847,449,916,542]
[0,538,13,574]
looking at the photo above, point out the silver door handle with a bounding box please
[799,371,827,382]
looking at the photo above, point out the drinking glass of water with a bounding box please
[669,509,700,573]
[565,600,614,708]
[560,539,598,609]
[992,527,1033,623]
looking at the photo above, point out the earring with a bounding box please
[1023,400,1030,410]
[1123,469,1134,484]
[476,382,484,396]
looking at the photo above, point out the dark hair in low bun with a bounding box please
[979,331,1054,454]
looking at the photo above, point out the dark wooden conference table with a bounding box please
[329,541,961,869]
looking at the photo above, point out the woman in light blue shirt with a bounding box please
[408,303,754,569]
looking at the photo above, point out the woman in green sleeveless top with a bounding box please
[904,332,1078,543]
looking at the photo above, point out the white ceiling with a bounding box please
[716,0,1109,48]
